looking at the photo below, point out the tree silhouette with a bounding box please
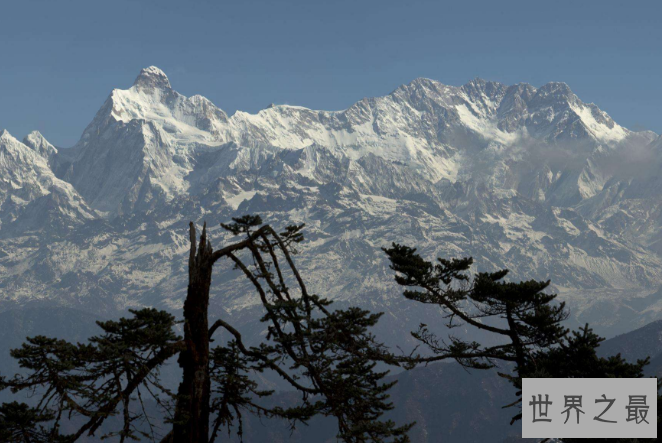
[383,244,568,374]
[383,243,660,436]
[533,326,660,443]
[0,216,412,443]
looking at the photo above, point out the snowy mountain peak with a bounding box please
[533,81,578,105]
[25,129,45,140]
[23,130,58,159]
[0,128,97,236]
[0,129,14,142]
[63,67,647,216]
[133,66,171,91]
[538,81,573,94]
[408,77,438,87]
[3,68,662,340]
[463,77,503,92]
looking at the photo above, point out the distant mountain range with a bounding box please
[2,66,662,342]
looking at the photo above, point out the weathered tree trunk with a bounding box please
[172,222,213,443]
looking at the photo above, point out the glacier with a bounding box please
[1,66,662,341]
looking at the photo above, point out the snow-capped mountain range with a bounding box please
[2,66,662,337]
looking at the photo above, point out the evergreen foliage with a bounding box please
[383,242,660,438]
[2,221,659,443]
[383,243,568,374]
[531,326,660,443]
[0,216,411,443]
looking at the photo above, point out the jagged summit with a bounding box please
[23,130,43,146]
[0,127,96,229]
[0,129,13,141]
[463,77,500,89]
[65,67,641,214]
[534,81,576,102]
[23,130,57,160]
[2,67,662,341]
[25,129,45,139]
[133,66,171,90]
[407,77,438,87]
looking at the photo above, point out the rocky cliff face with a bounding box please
[1,67,661,339]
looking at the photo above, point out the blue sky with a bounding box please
[1,0,660,147]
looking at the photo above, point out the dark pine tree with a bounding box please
[382,243,568,374]
[530,326,660,443]
[382,243,660,434]
[0,216,412,443]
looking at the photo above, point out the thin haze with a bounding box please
[1,0,661,147]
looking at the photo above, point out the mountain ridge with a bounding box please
[1,67,662,341]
